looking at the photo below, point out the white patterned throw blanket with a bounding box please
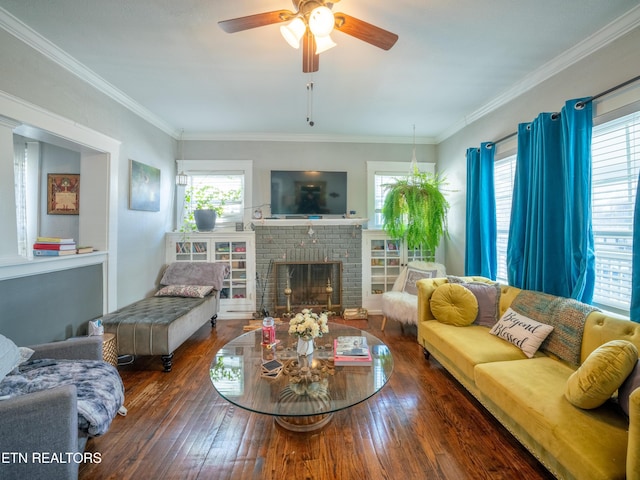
[0,359,124,436]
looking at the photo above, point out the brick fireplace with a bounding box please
[253,223,362,317]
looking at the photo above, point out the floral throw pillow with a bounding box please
[155,285,214,298]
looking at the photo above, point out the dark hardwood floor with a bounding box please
[80,316,555,480]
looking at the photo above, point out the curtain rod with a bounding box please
[489,74,640,147]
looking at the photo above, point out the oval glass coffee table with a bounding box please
[210,322,393,432]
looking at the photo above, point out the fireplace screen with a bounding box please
[275,261,342,315]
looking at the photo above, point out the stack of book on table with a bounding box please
[33,237,77,256]
[333,335,372,366]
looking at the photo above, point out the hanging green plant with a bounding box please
[381,167,449,252]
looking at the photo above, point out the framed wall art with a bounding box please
[47,173,80,215]
[129,159,161,212]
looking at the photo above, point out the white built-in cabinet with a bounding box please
[165,231,256,319]
[361,230,432,313]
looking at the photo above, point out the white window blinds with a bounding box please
[493,155,516,284]
[591,110,640,313]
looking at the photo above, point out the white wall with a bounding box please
[182,140,437,223]
[438,26,640,276]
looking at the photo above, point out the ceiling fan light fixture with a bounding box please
[314,33,336,54]
[280,17,306,49]
[308,6,335,37]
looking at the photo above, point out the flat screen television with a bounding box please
[270,170,347,216]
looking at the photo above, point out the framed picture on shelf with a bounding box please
[129,159,161,211]
[47,173,80,215]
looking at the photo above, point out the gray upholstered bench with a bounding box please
[101,262,228,372]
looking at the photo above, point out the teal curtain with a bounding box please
[631,172,640,322]
[465,142,497,279]
[507,98,595,302]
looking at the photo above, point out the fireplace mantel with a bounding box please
[252,218,367,227]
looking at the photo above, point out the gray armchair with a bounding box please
[0,336,105,480]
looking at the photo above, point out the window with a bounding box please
[591,109,640,314]
[13,138,27,256]
[13,137,40,258]
[177,160,253,230]
[366,161,434,228]
[183,173,244,226]
[494,154,516,284]
[492,104,640,315]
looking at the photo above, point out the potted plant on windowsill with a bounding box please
[182,185,240,232]
[381,166,449,252]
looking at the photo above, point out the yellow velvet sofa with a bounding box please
[416,276,640,480]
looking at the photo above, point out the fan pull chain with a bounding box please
[306,81,315,127]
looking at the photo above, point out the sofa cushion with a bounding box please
[421,321,529,387]
[430,284,478,326]
[0,334,21,382]
[475,357,629,480]
[619,359,640,416]
[489,308,554,358]
[463,282,501,328]
[393,261,446,291]
[446,275,467,284]
[565,340,638,409]
[160,262,229,290]
[402,267,437,295]
[11,347,35,374]
[155,284,214,298]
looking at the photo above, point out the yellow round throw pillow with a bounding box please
[430,283,479,326]
[565,340,638,409]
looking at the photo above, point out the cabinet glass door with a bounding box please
[230,241,247,300]
[215,240,247,300]
[370,238,402,294]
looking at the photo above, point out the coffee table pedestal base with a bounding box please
[275,412,333,432]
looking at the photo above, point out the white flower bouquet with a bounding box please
[288,309,329,340]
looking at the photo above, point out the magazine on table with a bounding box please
[333,336,372,366]
[334,336,369,357]
[333,338,372,366]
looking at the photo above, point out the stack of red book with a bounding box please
[33,237,77,256]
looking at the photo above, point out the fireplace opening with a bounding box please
[275,261,342,315]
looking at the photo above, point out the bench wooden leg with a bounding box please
[161,353,174,372]
[210,314,218,328]
[381,315,387,331]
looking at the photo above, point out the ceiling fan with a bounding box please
[218,0,399,73]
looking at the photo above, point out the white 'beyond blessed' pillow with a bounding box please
[489,307,554,358]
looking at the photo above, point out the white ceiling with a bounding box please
[1,0,639,143]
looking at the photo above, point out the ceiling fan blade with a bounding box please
[302,29,319,73]
[218,10,294,33]
[334,13,398,50]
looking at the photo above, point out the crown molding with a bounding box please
[0,7,179,138]
[436,4,640,143]
[181,131,437,144]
